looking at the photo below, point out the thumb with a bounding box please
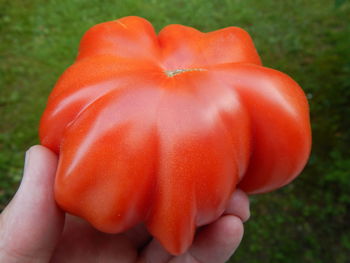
[0,145,65,263]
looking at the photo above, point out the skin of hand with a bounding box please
[0,145,250,263]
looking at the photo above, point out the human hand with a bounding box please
[0,145,250,263]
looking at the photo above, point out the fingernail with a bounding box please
[24,148,32,174]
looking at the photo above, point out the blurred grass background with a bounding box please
[1,0,349,262]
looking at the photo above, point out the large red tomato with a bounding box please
[39,16,311,255]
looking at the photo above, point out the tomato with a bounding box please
[39,16,311,255]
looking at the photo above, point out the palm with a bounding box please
[50,215,143,262]
[51,192,249,263]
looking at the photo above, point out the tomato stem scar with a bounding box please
[165,68,205,77]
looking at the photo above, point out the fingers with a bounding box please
[0,145,65,263]
[138,189,250,262]
[170,215,244,263]
[124,223,152,249]
[224,189,250,222]
[170,189,249,262]
[137,239,172,263]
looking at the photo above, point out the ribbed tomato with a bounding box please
[39,16,311,255]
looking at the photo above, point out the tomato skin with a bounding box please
[39,16,311,255]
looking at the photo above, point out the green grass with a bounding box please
[1,0,350,262]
